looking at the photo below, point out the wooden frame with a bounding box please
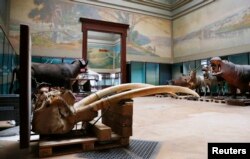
[79,18,129,83]
[19,24,31,148]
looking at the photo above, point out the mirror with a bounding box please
[79,18,129,88]
[87,31,121,88]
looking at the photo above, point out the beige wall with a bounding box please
[8,0,172,63]
[173,0,250,63]
[8,0,250,64]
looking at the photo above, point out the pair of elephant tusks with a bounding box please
[74,83,153,109]
[32,84,199,134]
[74,85,199,122]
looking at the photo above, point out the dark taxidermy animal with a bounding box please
[210,56,250,97]
[9,59,88,93]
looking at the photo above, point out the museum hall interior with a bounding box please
[0,0,250,158]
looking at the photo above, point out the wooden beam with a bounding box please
[80,18,129,83]
[19,24,31,149]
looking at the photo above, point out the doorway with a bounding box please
[79,18,129,84]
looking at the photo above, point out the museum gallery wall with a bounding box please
[9,0,172,69]
[4,0,250,87]
[173,0,250,63]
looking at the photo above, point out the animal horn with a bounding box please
[32,85,199,134]
[194,65,201,71]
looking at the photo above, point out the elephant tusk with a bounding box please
[74,83,153,109]
[75,85,199,118]
[32,83,153,135]
[32,85,199,134]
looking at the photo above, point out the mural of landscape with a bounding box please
[9,0,171,68]
[87,44,120,71]
[173,0,250,58]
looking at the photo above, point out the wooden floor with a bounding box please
[0,96,250,159]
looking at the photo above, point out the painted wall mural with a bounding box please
[87,43,120,72]
[0,0,8,27]
[9,0,172,67]
[173,0,250,59]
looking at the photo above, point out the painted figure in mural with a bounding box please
[210,56,250,97]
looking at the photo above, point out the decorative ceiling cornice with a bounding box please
[71,0,216,20]
[124,0,193,11]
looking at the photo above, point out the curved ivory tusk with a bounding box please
[74,85,199,121]
[32,85,199,134]
[74,83,153,109]
[212,71,223,76]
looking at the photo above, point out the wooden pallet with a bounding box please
[39,132,129,157]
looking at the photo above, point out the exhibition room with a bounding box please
[0,0,250,158]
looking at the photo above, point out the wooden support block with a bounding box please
[101,100,133,138]
[102,116,133,136]
[119,137,130,146]
[112,125,132,137]
[89,121,112,141]
[102,101,133,116]
[82,142,95,151]
[39,147,52,157]
[102,111,132,127]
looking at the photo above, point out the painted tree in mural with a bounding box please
[28,0,75,44]
[98,9,151,48]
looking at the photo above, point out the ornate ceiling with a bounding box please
[72,0,216,19]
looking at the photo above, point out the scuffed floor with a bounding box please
[132,97,250,159]
[0,96,250,159]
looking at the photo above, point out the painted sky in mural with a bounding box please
[173,0,250,58]
[9,0,171,64]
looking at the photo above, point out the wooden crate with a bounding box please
[102,101,133,137]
